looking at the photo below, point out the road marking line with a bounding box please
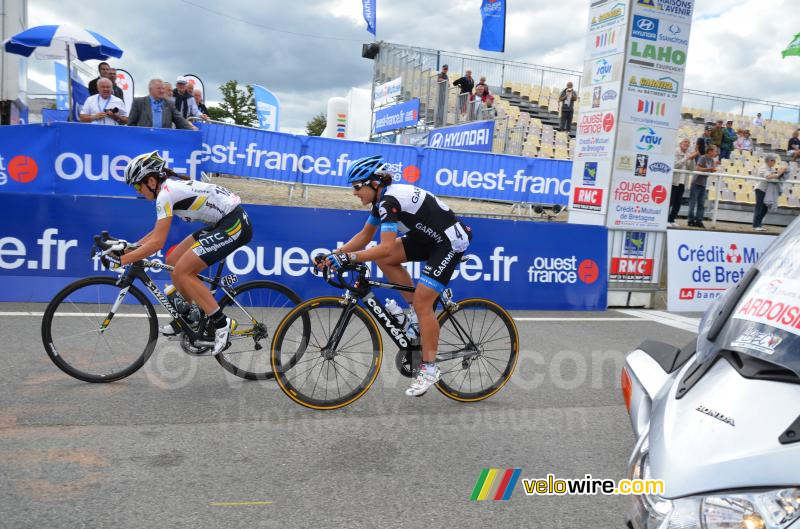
[615,309,699,332]
[209,501,273,507]
[513,317,644,322]
[0,312,169,318]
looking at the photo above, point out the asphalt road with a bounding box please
[0,303,698,529]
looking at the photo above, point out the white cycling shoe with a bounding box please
[405,364,440,397]
[211,317,237,356]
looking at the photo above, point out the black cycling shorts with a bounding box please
[401,223,472,293]
[190,206,252,266]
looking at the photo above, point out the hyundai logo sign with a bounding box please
[636,18,655,31]
[430,132,444,147]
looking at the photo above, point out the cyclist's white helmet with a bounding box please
[125,151,167,186]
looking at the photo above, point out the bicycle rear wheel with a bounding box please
[271,297,382,410]
[216,280,303,380]
[434,298,518,402]
[41,276,158,383]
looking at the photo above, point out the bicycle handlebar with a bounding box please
[313,254,367,294]
[91,232,141,258]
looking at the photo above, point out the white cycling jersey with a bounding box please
[155,179,241,225]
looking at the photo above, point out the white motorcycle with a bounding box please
[621,219,800,529]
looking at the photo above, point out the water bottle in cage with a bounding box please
[165,284,190,315]
[404,308,419,340]
[385,298,406,327]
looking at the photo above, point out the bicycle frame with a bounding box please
[104,260,239,345]
[321,265,478,362]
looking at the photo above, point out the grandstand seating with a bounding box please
[378,59,800,210]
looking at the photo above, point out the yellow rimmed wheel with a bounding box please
[434,298,519,402]
[270,297,382,410]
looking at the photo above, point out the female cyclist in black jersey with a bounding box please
[321,155,472,397]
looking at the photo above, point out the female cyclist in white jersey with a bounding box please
[117,151,252,355]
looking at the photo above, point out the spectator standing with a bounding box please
[476,76,490,96]
[435,64,449,127]
[79,78,127,125]
[193,89,210,121]
[734,130,753,152]
[452,70,474,94]
[721,120,737,159]
[752,112,764,128]
[105,67,124,100]
[469,84,491,120]
[173,78,199,119]
[753,153,786,231]
[453,70,474,117]
[710,120,724,149]
[163,82,175,104]
[669,138,697,226]
[558,82,577,132]
[687,144,718,228]
[788,129,800,162]
[127,78,195,130]
[87,62,111,95]
[696,126,711,156]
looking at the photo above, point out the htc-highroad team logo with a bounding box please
[470,469,522,500]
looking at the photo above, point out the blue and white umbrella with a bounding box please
[3,24,123,120]
[3,24,123,61]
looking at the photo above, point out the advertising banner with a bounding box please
[2,123,572,205]
[373,77,401,106]
[374,98,419,133]
[427,120,495,152]
[0,194,608,310]
[252,84,280,132]
[667,230,775,312]
[605,0,694,231]
[568,0,631,225]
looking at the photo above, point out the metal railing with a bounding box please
[673,169,800,226]
[372,42,800,131]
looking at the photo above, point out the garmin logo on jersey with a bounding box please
[411,187,422,203]
[433,249,456,277]
[365,296,408,347]
[415,223,444,244]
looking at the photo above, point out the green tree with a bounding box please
[215,80,257,127]
[205,105,229,122]
[306,112,326,136]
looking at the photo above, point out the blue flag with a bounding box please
[54,63,70,110]
[252,84,280,131]
[71,76,89,122]
[479,0,506,52]
[362,0,376,37]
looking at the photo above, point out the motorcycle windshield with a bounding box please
[696,217,800,379]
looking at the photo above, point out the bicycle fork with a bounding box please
[319,299,360,359]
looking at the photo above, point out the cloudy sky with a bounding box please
[24,0,800,132]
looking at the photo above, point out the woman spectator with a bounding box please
[752,153,786,231]
[469,84,491,120]
[734,129,753,152]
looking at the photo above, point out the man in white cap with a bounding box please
[173,77,200,119]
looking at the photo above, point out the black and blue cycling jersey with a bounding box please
[367,184,471,292]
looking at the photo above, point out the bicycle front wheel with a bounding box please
[271,297,382,410]
[41,276,158,383]
[216,280,303,380]
[435,298,519,402]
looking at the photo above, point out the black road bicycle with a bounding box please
[269,258,519,410]
[41,232,302,383]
